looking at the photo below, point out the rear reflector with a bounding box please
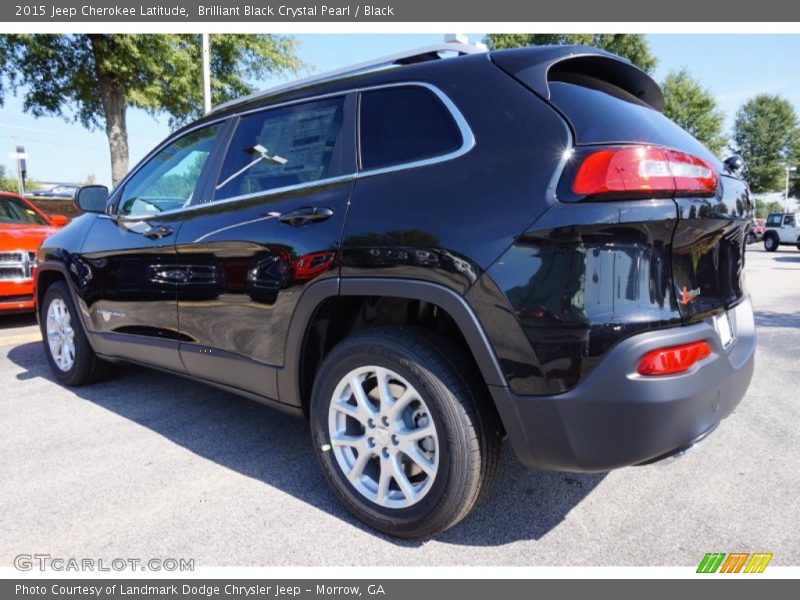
[637,340,712,376]
[572,146,717,197]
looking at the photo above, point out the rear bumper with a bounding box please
[491,295,756,472]
[0,280,36,312]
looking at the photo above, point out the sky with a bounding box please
[3,33,800,189]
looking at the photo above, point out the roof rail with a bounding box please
[210,42,487,114]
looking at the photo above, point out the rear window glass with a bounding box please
[359,86,462,170]
[216,97,346,201]
[549,81,719,165]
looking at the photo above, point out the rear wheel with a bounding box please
[309,327,501,538]
[40,281,108,386]
[746,232,755,245]
[764,234,779,252]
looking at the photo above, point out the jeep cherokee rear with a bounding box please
[36,42,755,538]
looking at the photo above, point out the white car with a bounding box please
[763,212,800,251]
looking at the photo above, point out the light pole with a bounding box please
[785,166,797,212]
[202,33,212,114]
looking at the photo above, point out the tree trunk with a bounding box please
[89,35,129,187]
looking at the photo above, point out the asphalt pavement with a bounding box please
[1,246,798,566]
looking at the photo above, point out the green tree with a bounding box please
[484,34,657,73]
[754,198,785,219]
[0,34,300,186]
[0,165,20,193]
[732,95,800,194]
[661,68,727,156]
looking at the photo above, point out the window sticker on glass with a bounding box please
[215,97,345,201]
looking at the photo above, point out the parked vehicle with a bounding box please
[36,43,756,538]
[0,192,68,312]
[746,218,764,244]
[31,184,79,199]
[763,212,800,251]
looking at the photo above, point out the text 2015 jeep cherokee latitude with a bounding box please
[36,43,756,538]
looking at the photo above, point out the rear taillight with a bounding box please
[572,146,717,197]
[636,340,712,377]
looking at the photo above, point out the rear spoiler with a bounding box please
[490,45,664,112]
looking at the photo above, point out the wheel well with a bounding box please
[297,295,488,415]
[36,269,66,309]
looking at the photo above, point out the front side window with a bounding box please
[215,97,346,201]
[359,86,463,171]
[118,124,222,217]
[784,215,796,226]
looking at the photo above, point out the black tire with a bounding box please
[745,232,755,245]
[764,234,778,252]
[309,327,501,538]
[40,281,109,386]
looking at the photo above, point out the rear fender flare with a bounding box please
[276,277,507,408]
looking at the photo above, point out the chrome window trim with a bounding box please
[110,82,474,222]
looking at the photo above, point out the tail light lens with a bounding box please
[637,340,712,376]
[572,146,717,198]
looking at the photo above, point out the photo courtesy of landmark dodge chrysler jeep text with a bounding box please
[35,42,756,538]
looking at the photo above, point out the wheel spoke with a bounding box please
[347,449,372,484]
[332,400,366,424]
[374,367,394,410]
[330,433,365,448]
[401,445,436,478]
[390,455,416,501]
[387,389,415,420]
[349,375,377,419]
[376,459,392,503]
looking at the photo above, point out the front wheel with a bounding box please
[764,235,779,252]
[309,327,501,538]
[40,281,108,386]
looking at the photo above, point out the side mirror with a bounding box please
[75,185,109,214]
[49,214,70,227]
[724,155,744,173]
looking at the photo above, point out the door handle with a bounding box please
[279,206,334,227]
[143,224,174,240]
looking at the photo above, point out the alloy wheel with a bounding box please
[46,298,75,372]
[327,366,439,509]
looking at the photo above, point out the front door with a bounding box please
[80,122,226,371]
[173,94,356,399]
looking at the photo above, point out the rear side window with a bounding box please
[216,97,346,201]
[549,80,719,165]
[359,86,462,171]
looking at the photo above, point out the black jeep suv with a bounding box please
[36,43,755,538]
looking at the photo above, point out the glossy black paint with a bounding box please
[341,54,570,290]
[35,44,754,473]
[473,199,683,395]
[672,175,752,322]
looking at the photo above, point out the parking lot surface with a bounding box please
[1,247,798,566]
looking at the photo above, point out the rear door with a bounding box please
[173,93,356,399]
